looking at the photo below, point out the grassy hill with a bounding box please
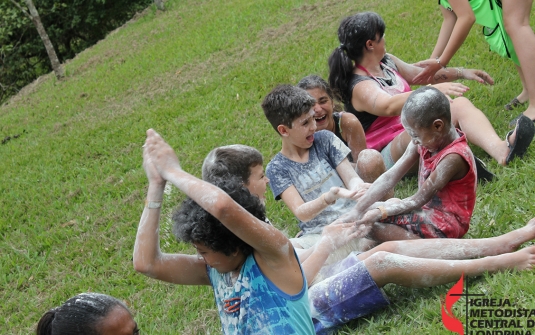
[1,0,534,333]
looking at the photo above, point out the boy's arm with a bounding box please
[361,152,469,223]
[300,222,367,286]
[144,130,296,268]
[336,157,367,193]
[340,141,419,224]
[280,184,357,222]
[133,151,210,285]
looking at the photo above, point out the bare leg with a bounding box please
[514,64,529,104]
[367,222,422,243]
[451,97,520,165]
[359,217,535,261]
[365,246,535,288]
[503,0,535,120]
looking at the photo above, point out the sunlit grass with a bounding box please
[1,0,534,333]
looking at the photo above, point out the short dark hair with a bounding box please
[261,84,315,134]
[36,293,129,335]
[172,176,265,257]
[202,145,263,184]
[401,86,451,128]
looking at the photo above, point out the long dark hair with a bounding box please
[328,12,386,103]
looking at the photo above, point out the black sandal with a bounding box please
[505,115,535,164]
[474,156,495,183]
[504,97,526,111]
[508,112,535,129]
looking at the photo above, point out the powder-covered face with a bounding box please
[284,108,317,148]
[307,87,335,132]
[193,242,243,274]
[245,164,269,204]
[402,116,442,153]
[99,306,139,335]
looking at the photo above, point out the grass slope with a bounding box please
[1,0,534,333]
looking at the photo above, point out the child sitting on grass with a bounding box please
[262,84,373,249]
[344,86,477,240]
[133,129,315,335]
[200,141,535,334]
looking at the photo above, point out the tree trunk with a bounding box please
[10,0,64,79]
[154,0,164,11]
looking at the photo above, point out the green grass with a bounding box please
[1,0,535,333]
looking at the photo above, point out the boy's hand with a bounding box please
[356,208,383,225]
[324,187,356,203]
[318,221,368,252]
[325,184,369,203]
[144,129,181,181]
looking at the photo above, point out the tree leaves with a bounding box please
[0,0,152,103]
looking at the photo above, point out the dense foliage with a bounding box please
[0,0,152,103]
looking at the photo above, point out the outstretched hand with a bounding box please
[324,184,370,204]
[432,82,470,102]
[355,207,383,225]
[412,59,443,84]
[462,69,494,85]
[143,129,181,182]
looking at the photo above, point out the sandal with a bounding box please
[508,112,535,129]
[474,156,495,183]
[504,97,526,111]
[505,115,535,164]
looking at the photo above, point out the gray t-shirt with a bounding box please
[266,130,355,234]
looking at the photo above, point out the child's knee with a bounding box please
[356,149,386,183]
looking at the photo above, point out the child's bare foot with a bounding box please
[493,246,535,271]
[481,245,535,275]
[509,246,535,271]
[499,218,535,253]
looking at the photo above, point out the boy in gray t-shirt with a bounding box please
[261,85,371,248]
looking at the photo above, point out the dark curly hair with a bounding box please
[172,176,266,256]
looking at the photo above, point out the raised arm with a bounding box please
[143,129,295,266]
[133,142,209,285]
[412,0,476,83]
